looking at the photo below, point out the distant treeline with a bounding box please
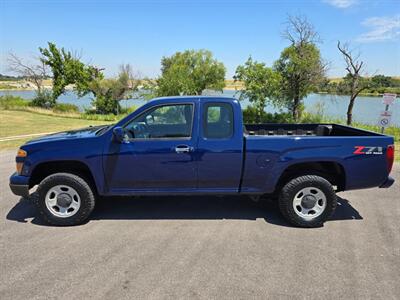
[317,75,400,95]
[0,74,26,81]
[0,73,51,81]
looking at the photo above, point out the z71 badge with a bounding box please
[354,146,383,155]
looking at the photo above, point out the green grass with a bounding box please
[0,110,114,150]
[11,106,123,121]
[0,95,31,109]
[0,95,136,149]
[0,95,131,122]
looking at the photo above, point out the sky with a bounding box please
[0,0,399,79]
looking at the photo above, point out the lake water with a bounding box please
[1,89,398,126]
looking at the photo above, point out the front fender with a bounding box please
[21,137,106,194]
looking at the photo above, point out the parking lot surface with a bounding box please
[1,150,399,299]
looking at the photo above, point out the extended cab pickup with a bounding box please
[9,96,395,227]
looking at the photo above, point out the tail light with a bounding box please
[386,145,394,174]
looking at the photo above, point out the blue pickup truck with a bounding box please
[9,96,395,227]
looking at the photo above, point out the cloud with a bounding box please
[356,15,400,43]
[323,0,358,9]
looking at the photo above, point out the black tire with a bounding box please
[34,173,96,226]
[278,175,337,228]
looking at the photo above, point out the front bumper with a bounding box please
[9,173,30,197]
[379,176,395,188]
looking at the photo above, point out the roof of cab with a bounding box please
[149,95,238,102]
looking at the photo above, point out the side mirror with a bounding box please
[113,127,126,143]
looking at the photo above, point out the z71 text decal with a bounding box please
[353,146,383,155]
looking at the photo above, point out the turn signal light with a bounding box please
[17,149,27,158]
[16,149,27,175]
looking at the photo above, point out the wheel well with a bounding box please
[29,161,98,194]
[275,162,346,193]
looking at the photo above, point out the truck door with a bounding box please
[104,102,198,193]
[197,100,244,192]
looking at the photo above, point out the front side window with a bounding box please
[125,104,193,139]
[203,103,234,139]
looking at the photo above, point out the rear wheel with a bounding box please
[34,173,95,226]
[279,175,337,228]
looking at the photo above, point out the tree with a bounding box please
[337,41,369,125]
[155,50,226,96]
[39,42,103,103]
[89,64,140,114]
[371,75,391,88]
[234,57,281,122]
[7,52,52,106]
[274,15,326,121]
[7,52,48,93]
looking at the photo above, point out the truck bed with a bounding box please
[240,123,392,195]
[244,123,380,137]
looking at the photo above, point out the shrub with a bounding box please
[91,94,121,115]
[53,103,80,113]
[119,105,137,114]
[31,90,55,108]
[300,112,324,123]
[0,95,30,109]
[243,103,325,124]
[243,106,294,124]
[80,113,121,121]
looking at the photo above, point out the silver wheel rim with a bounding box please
[292,187,327,220]
[45,185,81,218]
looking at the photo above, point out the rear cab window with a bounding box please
[203,103,234,139]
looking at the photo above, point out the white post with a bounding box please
[381,104,389,134]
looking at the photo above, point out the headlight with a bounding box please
[16,149,27,175]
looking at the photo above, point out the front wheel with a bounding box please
[34,173,96,226]
[279,175,337,228]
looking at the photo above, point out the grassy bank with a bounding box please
[0,110,113,150]
[0,95,130,122]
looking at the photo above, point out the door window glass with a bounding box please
[125,104,193,139]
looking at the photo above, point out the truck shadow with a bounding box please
[7,195,362,227]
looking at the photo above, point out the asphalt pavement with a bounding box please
[0,150,399,299]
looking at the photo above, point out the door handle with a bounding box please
[175,145,193,153]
